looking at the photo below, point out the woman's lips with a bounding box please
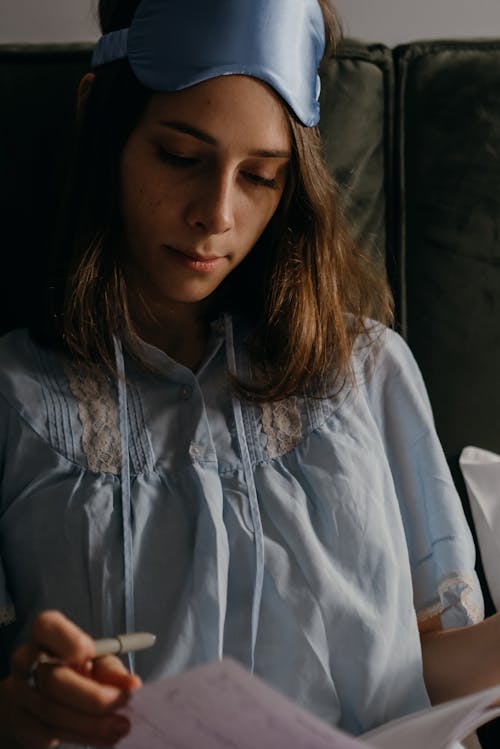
[165,245,224,272]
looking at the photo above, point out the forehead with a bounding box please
[141,75,292,150]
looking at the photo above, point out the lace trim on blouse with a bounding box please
[0,605,16,626]
[417,571,483,626]
[64,360,121,474]
[261,397,303,458]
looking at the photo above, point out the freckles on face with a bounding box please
[119,75,291,307]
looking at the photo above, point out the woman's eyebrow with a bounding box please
[156,120,291,159]
[157,120,216,144]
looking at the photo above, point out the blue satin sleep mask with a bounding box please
[92,0,326,126]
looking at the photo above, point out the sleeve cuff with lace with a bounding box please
[416,570,484,629]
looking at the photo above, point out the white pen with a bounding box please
[34,631,156,667]
[91,631,156,658]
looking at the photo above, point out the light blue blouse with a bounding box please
[0,317,483,741]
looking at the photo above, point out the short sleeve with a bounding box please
[362,328,484,628]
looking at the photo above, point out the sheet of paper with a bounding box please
[460,446,500,610]
[117,658,367,749]
[364,684,500,749]
[117,657,500,749]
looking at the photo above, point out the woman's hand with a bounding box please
[0,610,142,748]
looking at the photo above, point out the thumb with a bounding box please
[32,610,95,665]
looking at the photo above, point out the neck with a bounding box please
[131,298,211,372]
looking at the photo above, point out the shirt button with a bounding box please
[189,442,202,460]
[180,385,193,400]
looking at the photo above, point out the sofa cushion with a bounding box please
[320,40,394,270]
[395,40,500,462]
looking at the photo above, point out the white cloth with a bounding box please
[460,446,500,610]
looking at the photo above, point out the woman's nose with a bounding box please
[185,171,235,236]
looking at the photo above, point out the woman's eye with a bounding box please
[243,172,279,189]
[157,148,198,167]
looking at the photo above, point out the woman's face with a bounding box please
[119,75,291,313]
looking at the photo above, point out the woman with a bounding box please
[0,1,495,747]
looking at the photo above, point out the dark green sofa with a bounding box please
[1,39,500,745]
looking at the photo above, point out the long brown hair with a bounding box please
[35,0,393,400]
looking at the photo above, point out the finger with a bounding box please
[31,611,95,664]
[11,707,62,749]
[11,641,41,680]
[18,679,131,747]
[92,655,142,691]
[0,678,60,749]
[11,611,95,683]
[33,664,128,714]
[19,713,128,748]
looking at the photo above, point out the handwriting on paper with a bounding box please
[117,658,366,749]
